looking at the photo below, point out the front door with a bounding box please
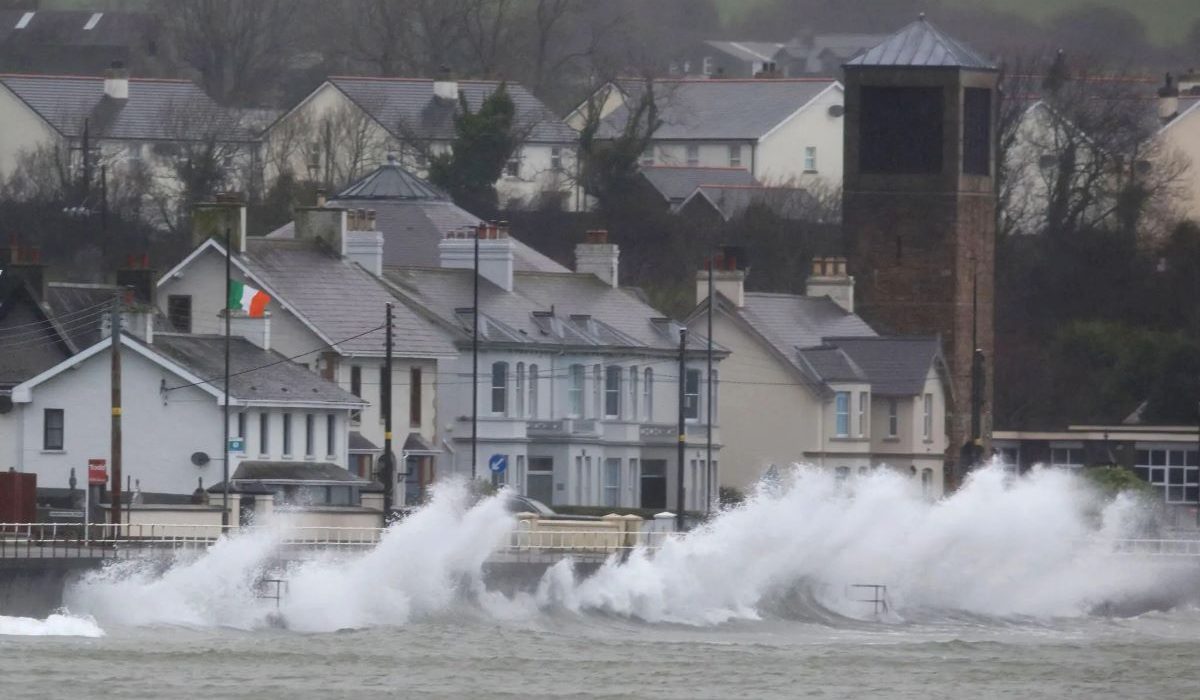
[527,457,554,506]
[641,459,667,509]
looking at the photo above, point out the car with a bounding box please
[505,495,601,520]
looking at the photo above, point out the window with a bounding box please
[728,144,741,168]
[804,146,817,172]
[859,86,944,174]
[605,366,621,418]
[410,367,422,427]
[505,150,521,177]
[922,394,933,441]
[858,391,868,436]
[1134,447,1199,503]
[326,414,336,456]
[282,414,293,456]
[516,363,526,418]
[604,458,621,507]
[834,392,850,437]
[643,368,654,421]
[126,143,144,161]
[887,399,898,437]
[568,364,585,417]
[702,56,714,76]
[237,412,246,439]
[641,145,654,166]
[167,295,192,333]
[259,413,269,455]
[686,144,700,166]
[491,362,508,415]
[592,365,602,418]
[629,367,639,421]
[43,409,64,450]
[528,365,539,419]
[963,88,992,175]
[550,147,563,171]
[349,365,362,424]
[683,369,701,420]
[1050,446,1084,470]
[305,414,314,457]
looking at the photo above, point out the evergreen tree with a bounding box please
[427,83,519,215]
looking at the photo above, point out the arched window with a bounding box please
[643,368,654,421]
[528,364,539,419]
[490,362,508,415]
[515,362,525,417]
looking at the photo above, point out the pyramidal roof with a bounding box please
[847,16,995,70]
[336,155,448,201]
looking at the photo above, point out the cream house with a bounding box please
[685,255,950,497]
[1157,92,1200,224]
[262,76,581,210]
[568,77,844,190]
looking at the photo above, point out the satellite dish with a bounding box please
[191,451,210,466]
[828,104,845,118]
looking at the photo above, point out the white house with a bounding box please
[382,228,725,513]
[685,255,951,497]
[262,76,581,210]
[569,77,845,190]
[0,65,256,221]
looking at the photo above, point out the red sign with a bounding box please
[87,459,107,486]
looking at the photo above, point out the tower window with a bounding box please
[963,88,992,175]
[859,86,943,174]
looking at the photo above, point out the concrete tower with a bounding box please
[841,18,998,485]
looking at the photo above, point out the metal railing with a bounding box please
[1111,539,1200,557]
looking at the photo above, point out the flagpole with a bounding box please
[222,227,232,530]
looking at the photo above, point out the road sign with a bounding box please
[87,459,107,485]
[229,437,246,454]
[488,454,508,474]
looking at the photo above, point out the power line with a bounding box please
[0,298,113,332]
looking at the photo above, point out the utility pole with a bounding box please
[970,259,983,469]
[676,328,687,532]
[705,255,714,517]
[382,302,395,514]
[471,224,480,481]
[109,292,122,530]
[221,227,232,529]
[81,118,91,204]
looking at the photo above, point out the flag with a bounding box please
[228,280,270,317]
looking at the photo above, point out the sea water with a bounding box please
[3,466,1200,699]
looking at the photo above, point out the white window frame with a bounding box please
[491,361,509,416]
[528,364,539,419]
[686,144,700,167]
[568,364,584,418]
[683,369,701,421]
[834,392,850,437]
[604,365,621,419]
[922,393,933,441]
[887,398,899,437]
[603,458,621,507]
[804,146,817,172]
[550,146,563,171]
[504,150,522,178]
[728,144,741,168]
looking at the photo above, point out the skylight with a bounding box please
[84,13,103,30]
[15,12,34,29]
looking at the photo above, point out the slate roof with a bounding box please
[327,76,575,143]
[847,18,995,70]
[0,73,250,141]
[230,461,369,483]
[0,10,151,47]
[798,345,868,384]
[824,336,943,396]
[384,267,714,353]
[681,185,816,221]
[148,333,364,406]
[268,161,567,273]
[238,237,457,358]
[604,78,839,140]
[704,40,784,64]
[0,280,73,390]
[739,292,876,351]
[779,34,886,73]
[640,165,758,203]
[44,282,119,349]
[349,431,380,452]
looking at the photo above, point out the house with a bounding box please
[155,191,458,507]
[668,34,884,79]
[262,76,581,210]
[670,40,786,79]
[0,9,171,76]
[993,423,1199,527]
[571,77,844,189]
[639,165,758,211]
[677,184,817,222]
[774,33,887,77]
[1156,77,1200,224]
[383,228,725,512]
[685,254,950,497]
[0,65,255,220]
[0,251,370,516]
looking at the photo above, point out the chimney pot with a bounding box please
[316,189,327,208]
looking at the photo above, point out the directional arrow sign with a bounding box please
[488,454,508,474]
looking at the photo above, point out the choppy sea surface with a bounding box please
[5,466,1200,698]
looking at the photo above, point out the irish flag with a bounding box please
[228,280,270,317]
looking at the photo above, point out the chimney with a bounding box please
[574,229,619,287]
[294,192,347,255]
[433,67,458,101]
[192,192,247,253]
[438,222,515,292]
[115,253,156,307]
[1159,72,1180,124]
[225,310,271,351]
[806,256,854,313]
[695,246,747,308]
[345,208,384,276]
[104,60,128,100]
